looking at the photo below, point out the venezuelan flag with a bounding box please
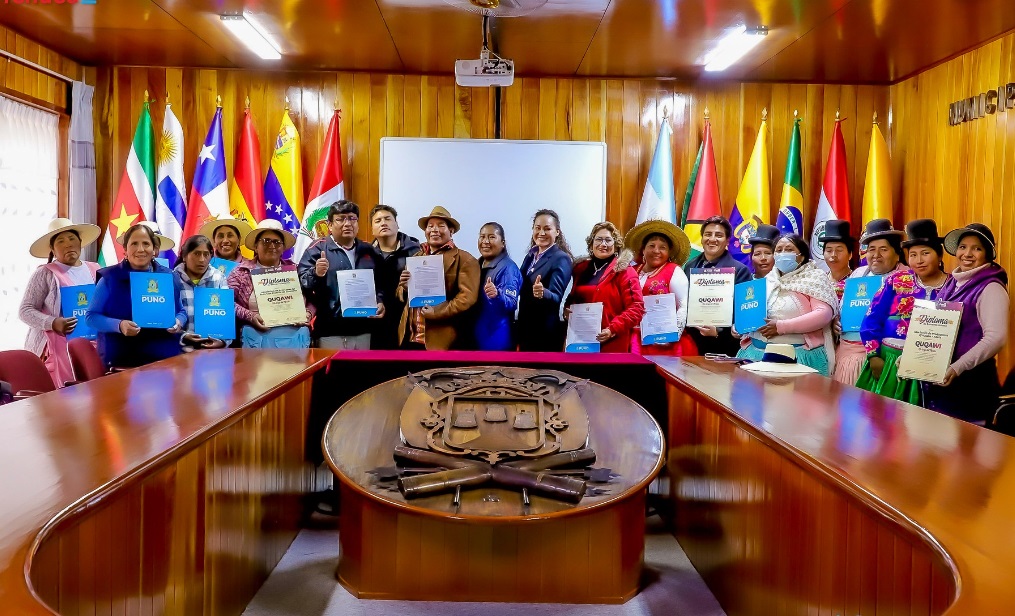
[263,110,304,259]
[728,114,771,267]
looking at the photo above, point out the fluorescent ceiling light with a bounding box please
[703,25,768,72]
[220,13,282,60]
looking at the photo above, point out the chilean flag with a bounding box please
[182,107,230,240]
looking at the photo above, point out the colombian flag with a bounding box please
[775,116,803,236]
[681,116,721,259]
[263,110,304,260]
[728,114,771,267]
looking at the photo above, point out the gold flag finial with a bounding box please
[285,96,290,111]
[662,105,669,120]
[873,111,879,124]
[793,109,799,119]
[216,94,222,107]
[334,97,340,111]
[835,109,841,121]
[762,107,768,121]
[166,93,170,105]
[144,89,149,103]
[704,107,710,120]
[245,95,250,109]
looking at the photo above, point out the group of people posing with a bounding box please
[19,200,1008,424]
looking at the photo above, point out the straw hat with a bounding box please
[624,219,691,265]
[132,221,175,252]
[199,216,253,244]
[29,218,101,258]
[739,343,818,375]
[417,206,461,233]
[244,218,296,251]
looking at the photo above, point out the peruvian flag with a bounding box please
[293,109,345,262]
[181,107,230,240]
[99,99,155,266]
[809,118,851,267]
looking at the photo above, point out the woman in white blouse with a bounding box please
[625,220,697,356]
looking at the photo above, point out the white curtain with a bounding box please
[0,95,59,351]
[69,81,97,261]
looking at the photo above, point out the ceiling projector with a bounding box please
[455,48,514,87]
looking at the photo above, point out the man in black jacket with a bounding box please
[369,204,422,349]
[298,200,384,349]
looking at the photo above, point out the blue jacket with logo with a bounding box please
[475,252,523,351]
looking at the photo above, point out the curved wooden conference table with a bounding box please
[0,349,1011,615]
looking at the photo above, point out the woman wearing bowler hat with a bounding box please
[748,224,780,280]
[924,223,1009,423]
[856,219,949,403]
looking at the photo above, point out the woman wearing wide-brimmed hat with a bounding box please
[856,219,949,403]
[924,223,1009,423]
[833,218,908,386]
[200,216,253,267]
[625,219,697,357]
[19,218,102,386]
[226,218,314,349]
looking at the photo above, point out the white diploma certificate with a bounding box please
[335,270,378,317]
[640,293,681,344]
[897,300,963,384]
[565,302,604,353]
[687,268,735,327]
[406,256,447,307]
[251,265,306,328]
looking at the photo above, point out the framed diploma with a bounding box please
[897,300,963,384]
[565,302,603,353]
[734,279,767,334]
[406,256,447,307]
[251,265,306,327]
[61,284,96,340]
[129,272,176,328]
[194,287,236,339]
[335,270,379,317]
[640,293,681,344]
[687,268,735,327]
[840,276,882,332]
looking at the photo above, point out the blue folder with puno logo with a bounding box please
[734,279,767,334]
[61,284,96,340]
[210,257,238,277]
[129,272,175,328]
[840,276,882,333]
[194,287,236,339]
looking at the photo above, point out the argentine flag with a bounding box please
[635,120,676,225]
[154,103,187,264]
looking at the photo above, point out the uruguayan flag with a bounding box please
[154,103,187,264]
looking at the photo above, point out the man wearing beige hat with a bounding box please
[396,206,480,350]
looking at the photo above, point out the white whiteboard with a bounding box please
[379,138,606,263]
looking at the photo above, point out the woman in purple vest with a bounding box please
[925,223,1009,423]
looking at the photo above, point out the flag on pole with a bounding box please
[263,108,304,260]
[230,105,265,259]
[809,115,852,266]
[154,101,187,265]
[294,109,345,262]
[635,119,676,225]
[682,115,721,260]
[728,110,771,267]
[181,106,230,241]
[99,96,156,266]
[775,114,804,236]
[859,114,893,263]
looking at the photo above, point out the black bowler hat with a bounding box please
[748,224,781,248]
[859,218,904,244]
[819,219,855,249]
[901,219,943,251]
[944,223,997,261]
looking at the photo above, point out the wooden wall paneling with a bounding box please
[402,74,422,139]
[555,78,572,141]
[368,73,389,209]
[386,75,404,141]
[604,79,625,226]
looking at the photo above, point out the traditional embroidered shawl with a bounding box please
[769,261,840,315]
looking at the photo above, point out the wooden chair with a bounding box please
[991,367,1015,436]
[0,350,56,399]
[68,338,108,383]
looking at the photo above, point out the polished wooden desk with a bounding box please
[0,350,332,614]
[322,368,665,603]
[654,357,1015,616]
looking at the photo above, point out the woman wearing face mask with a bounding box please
[174,235,232,351]
[625,219,697,356]
[474,222,523,351]
[227,219,314,349]
[565,222,645,353]
[924,223,1009,423]
[749,224,779,279]
[683,216,752,356]
[20,218,102,387]
[735,234,839,375]
[517,209,573,352]
[856,220,948,403]
[86,222,187,369]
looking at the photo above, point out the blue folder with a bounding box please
[734,279,767,334]
[129,271,176,328]
[209,257,238,277]
[841,276,882,333]
[61,284,96,340]
[565,341,600,353]
[194,287,236,340]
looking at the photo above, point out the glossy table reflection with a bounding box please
[0,349,332,615]
[653,357,1015,616]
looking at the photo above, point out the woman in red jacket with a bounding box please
[565,222,645,353]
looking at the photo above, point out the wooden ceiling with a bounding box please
[2,0,1014,83]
